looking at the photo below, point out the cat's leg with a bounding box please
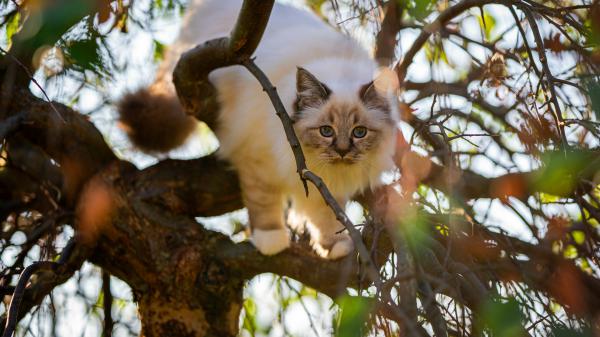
[294,196,354,259]
[240,172,289,255]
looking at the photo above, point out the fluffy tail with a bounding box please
[117,88,197,153]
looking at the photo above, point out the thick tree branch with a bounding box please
[131,157,242,217]
[401,149,600,200]
[172,0,275,130]
[114,157,396,298]
[3,88,117,205]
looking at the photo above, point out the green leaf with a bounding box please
[5,12,20,49]
[563,244,577,258]
[424,40,448,64]
[478,297,527,337]
[335,295,373,337]
[241,298,258,335]
[538,192,560,203]
[587,80,600,121]
[63,37,108,78]
[580,258,593,273]
[307,0,327,14]
[20,0,95,54]
[153,39,166,62]
[585,18,600,48]
[397,211,429,252]
[407,0,436,21]
[532,150,599,196]
[478,10,496,40]
[572,230,585,245]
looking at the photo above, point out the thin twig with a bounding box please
[0,46,65,123]
[102,271,113,337]
[395,0,515,82]
[518,5,569,147]
[1,239,78,337]
[2,262,56,337]
[239,57,309,195]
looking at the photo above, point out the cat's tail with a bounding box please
[116,86,197,153]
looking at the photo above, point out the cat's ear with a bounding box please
[359,81,391,115]
[294,67,331,113]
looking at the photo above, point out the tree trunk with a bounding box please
[138,287,242,337]
[80,160,245,337]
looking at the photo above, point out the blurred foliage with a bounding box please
[587,80,600,120]
[406,0,436,20]
[478,297,527,337]
[534,150,600,196]
[334,295,373,337]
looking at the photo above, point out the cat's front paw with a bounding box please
[315,234,355,260]
[251,228,290,255]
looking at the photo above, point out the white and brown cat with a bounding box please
[118,0,398,259]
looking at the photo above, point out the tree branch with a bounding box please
[130,156,242,217]
[394,0,513,82]
[518,4,568,145]
[2,262,56,337]
[0,240,91,337]
[102,271,113,337]
[375,0,403,66]
[172,0,275,130]
[3,88,118,205]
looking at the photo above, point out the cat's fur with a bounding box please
[118,0,398,259]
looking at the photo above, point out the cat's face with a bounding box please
[293,67,396,166]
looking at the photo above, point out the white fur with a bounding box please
[158,0,397,258]
[251,228,290,255]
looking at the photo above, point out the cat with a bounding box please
[118,0,398,259]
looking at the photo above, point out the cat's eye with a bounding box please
[352,126,367,138]
[319,125,334,137]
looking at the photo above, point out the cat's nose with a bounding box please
[335,147,351,158]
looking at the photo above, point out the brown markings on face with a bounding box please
[292,66,395,165]
[359,81,392,115]
[296,96,393,164]
[293,67,331,116]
